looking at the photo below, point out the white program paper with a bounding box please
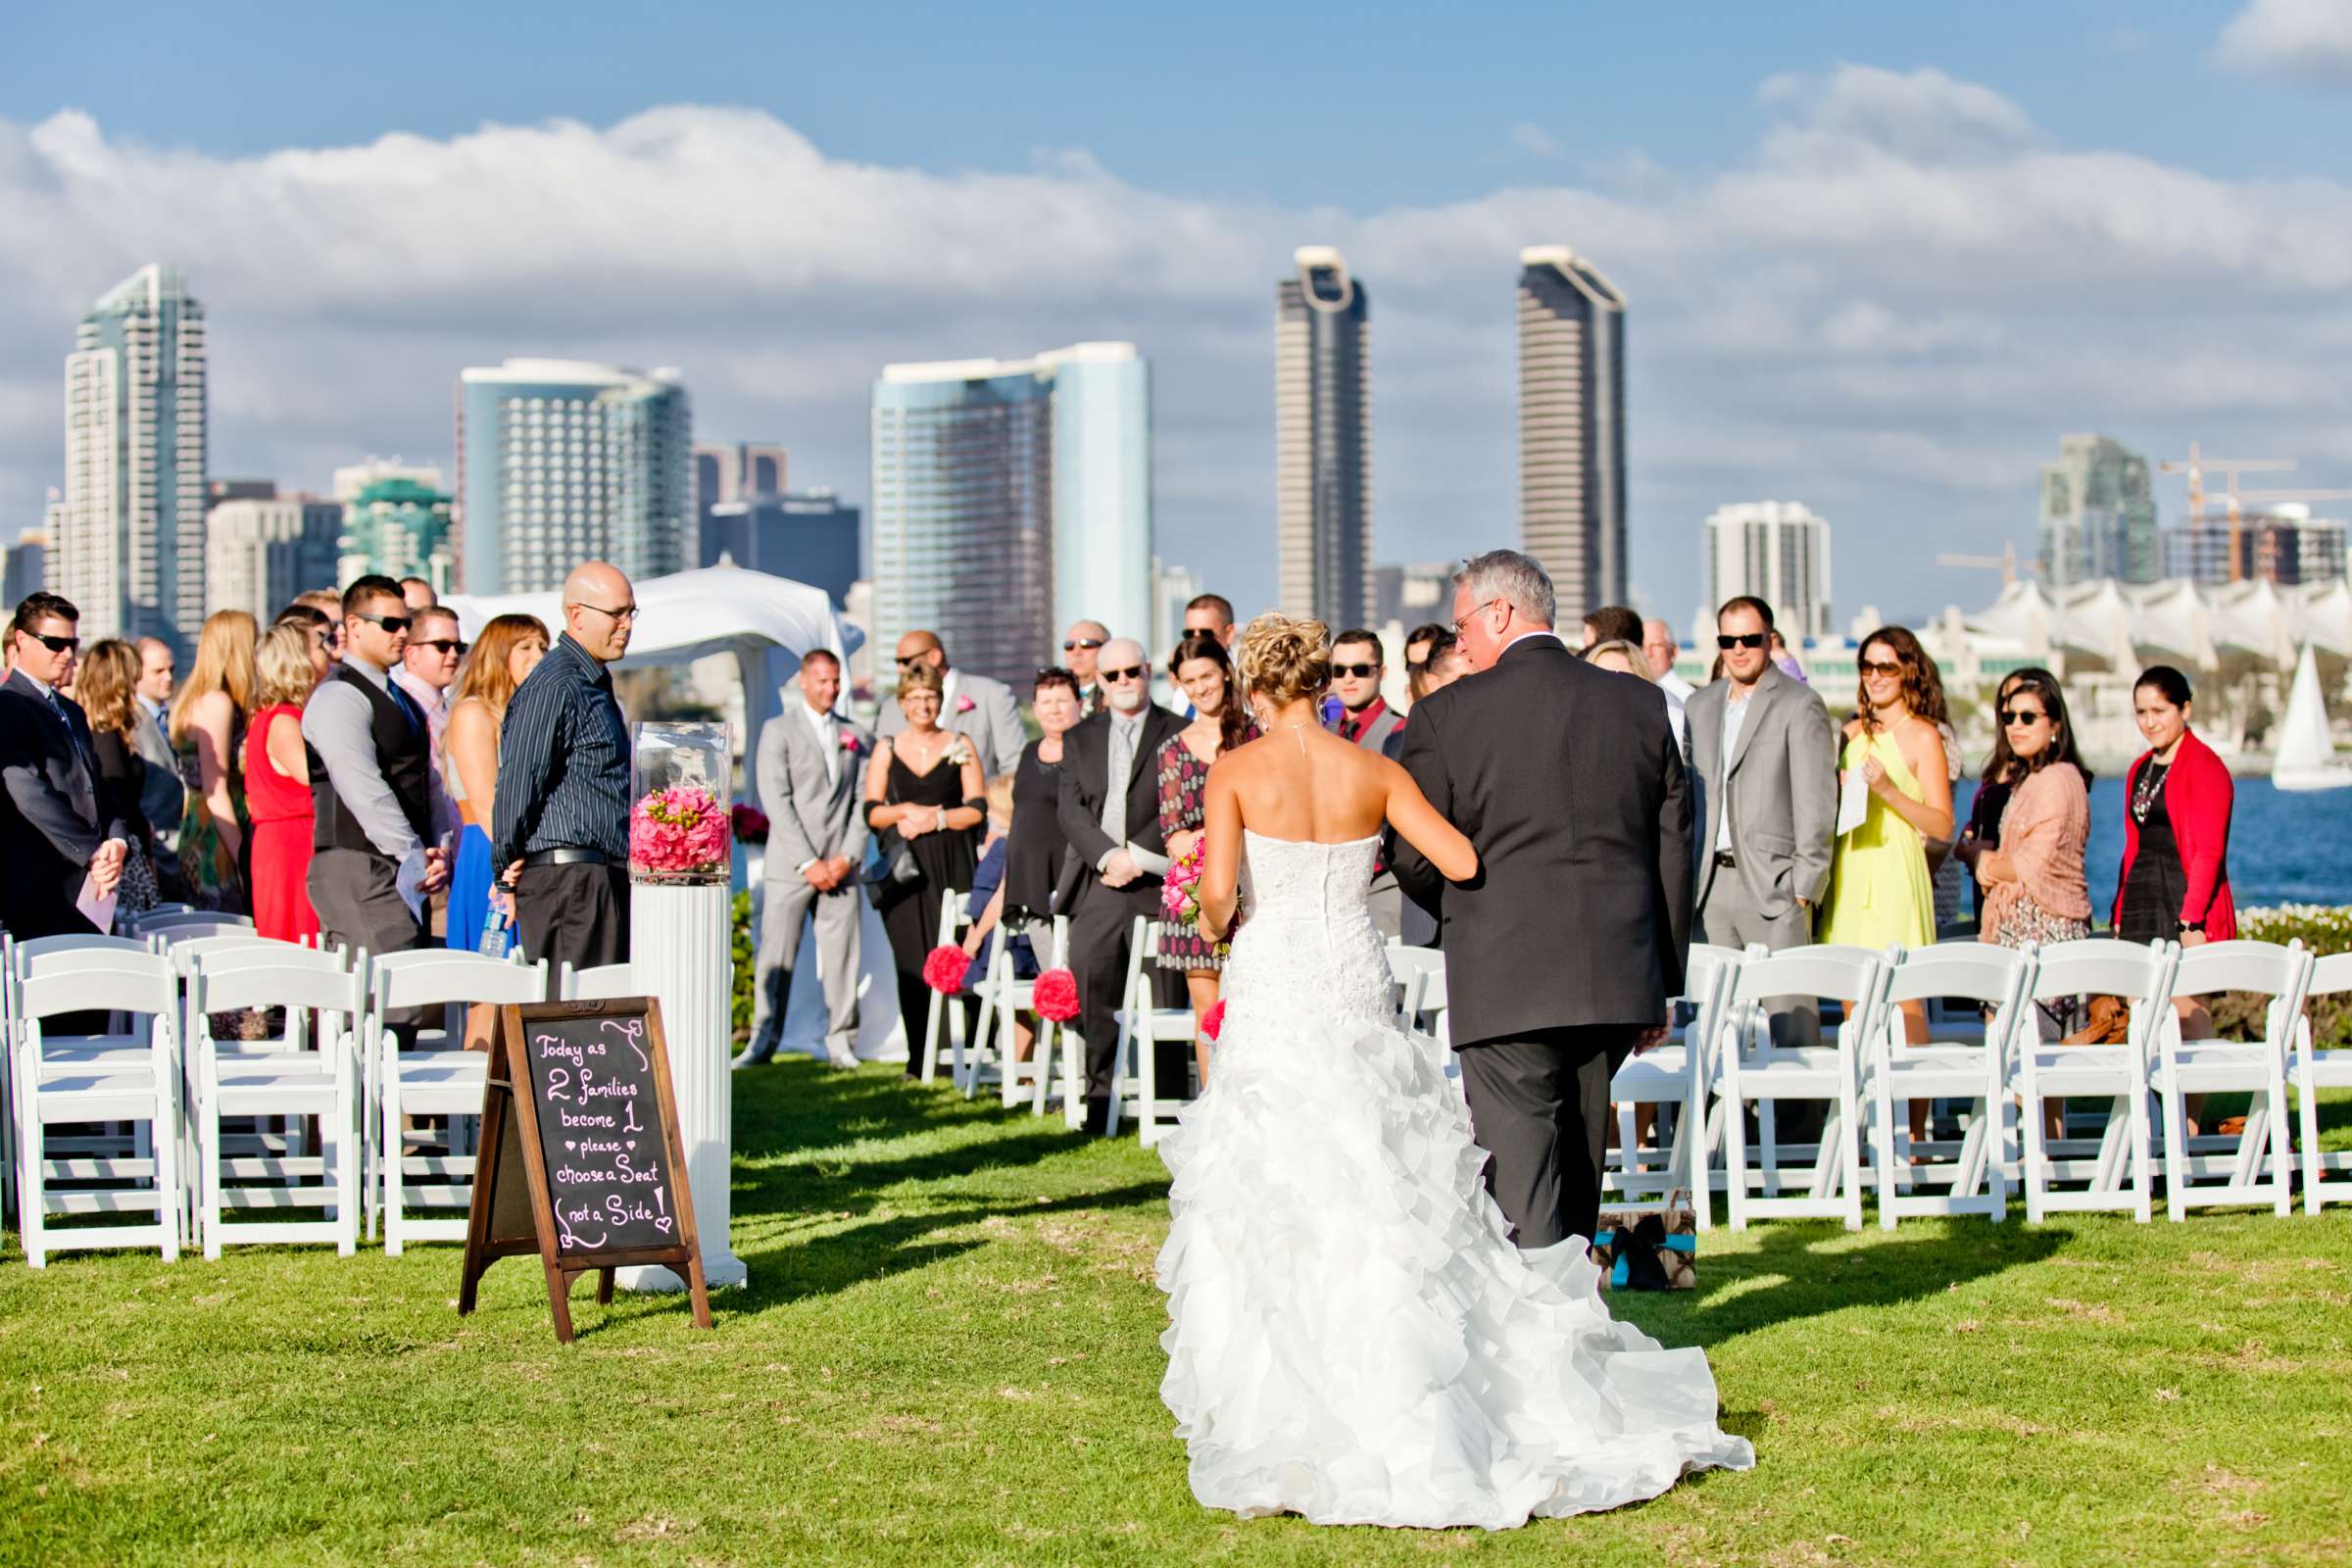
[74,870,117,935]
[1836,766,1870,837]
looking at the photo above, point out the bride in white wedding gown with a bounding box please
[1154,615,1754,1531]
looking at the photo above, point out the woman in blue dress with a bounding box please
[442,614,550,1044]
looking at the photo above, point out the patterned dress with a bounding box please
[1156,721,1258,971]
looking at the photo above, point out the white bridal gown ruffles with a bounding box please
[1156,831,1754,1530]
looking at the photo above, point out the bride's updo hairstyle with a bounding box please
[1236,612,1332,708]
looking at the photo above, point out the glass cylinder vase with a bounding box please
[628,720,734,885]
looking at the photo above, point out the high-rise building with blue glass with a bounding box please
[1276,247,1372,629]
[869,342,1151,688]
[454,360,692,593]
[61,265,208,650]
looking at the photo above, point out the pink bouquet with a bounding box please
[1033,967,1080,1023]
[629,784,731,882]
[1159,839,1232,956]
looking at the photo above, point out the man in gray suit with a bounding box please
[1684,596,1838,1050]
[737,649,870,1068]
[131,637,185,858]
[877,630,1024,777]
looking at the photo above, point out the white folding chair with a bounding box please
[1869,943,2034,1227]
[919,890,976,1086]
[12,949,182,1265]
[1717,944,1889,1231]
[2156,940,2307,1221]
[967,915,1070,1108]
[2292,952,2352,1214]
[134,910,254,940]
[371,950,550,1253]
[1386,942,1446,1026]
[562,961,641,1003]
[1107,916,1198,1145]
[2017,939,2175,1224]
[188,947,364,1257]
[1610,942,1741,1232]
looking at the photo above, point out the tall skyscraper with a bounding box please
[2038,433,2158,587]
[692,441,789,530]
[1275,247,1372,628]
[332,457,442,504]
[60,265,208,650]
[1518,246,1627,618]
[454,360,692,594]
[870,342,1151,688]
[701,489,862,607]
[205,487,343,623]
[1701,500,1834,641]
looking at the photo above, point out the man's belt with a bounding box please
[523,848,611,867]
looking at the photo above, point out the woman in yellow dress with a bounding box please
[1821,626,1954,1148]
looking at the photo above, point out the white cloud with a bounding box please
[2216,0,2352,84]
[3,67,2351,627]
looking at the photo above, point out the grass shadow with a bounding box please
[1679,1216,2066,1340]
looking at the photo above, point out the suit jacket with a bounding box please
[1391,635,1690,1042]
[1684,663,1838,918]
[878,667,1025,779]
[0,668,127,938]
[757,700,872,881]
[1054,704,1184,912]
[131,698,185,846]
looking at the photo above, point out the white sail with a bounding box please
[2272,644,2352,791]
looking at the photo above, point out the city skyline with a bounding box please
[4,8,2351,623]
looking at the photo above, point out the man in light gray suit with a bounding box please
[877,629,1024,778]
[736,649,870,1068]
[1684,596,1838,1051]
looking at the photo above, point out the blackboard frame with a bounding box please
[458,997,713,1343]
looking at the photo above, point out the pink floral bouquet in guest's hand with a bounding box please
[629,784,731,882]
[1159,839,1232,956]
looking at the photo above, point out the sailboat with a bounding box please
[2271,643,2352,792]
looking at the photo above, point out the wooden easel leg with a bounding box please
[685,1253,713,1330]
[544,1258,577,1344]
[596,1267,614,1305]
[458,1087,510,1316]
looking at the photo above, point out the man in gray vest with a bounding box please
[302,575,448,981]
[736,649,870,1069]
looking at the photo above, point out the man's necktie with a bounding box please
[47,690,101,788]
[1102,718,1132,846]
[387,680,426,736]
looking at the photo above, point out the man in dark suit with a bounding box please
[1392,550,1692,1250]
[1054,637,1186,1135]
[0,593,128,941]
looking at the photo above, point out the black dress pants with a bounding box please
[514,861,629,989]
[1455,1024,1636,1250]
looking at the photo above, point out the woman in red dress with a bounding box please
[242,620,322,945]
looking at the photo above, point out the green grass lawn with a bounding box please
[3,1066,2349,1567]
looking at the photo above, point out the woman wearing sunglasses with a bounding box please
[1972,674,2092,956]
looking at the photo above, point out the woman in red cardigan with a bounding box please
[2114,664,2233,1127]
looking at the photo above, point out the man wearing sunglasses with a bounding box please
[1061,619,1112,716]
[1328,628,1406,940]
[301,575,449,995]
[394,605,466,853]
[0,592,128,944]
[1684,596,1838,1056]
[878,629,1024,776]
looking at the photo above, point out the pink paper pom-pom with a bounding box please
[1200,1001,1226,1042]
[922,945,969,995]
[1032,967,1080,1022]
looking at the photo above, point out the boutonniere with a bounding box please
[839,728,861,754]
[956,694,976,714]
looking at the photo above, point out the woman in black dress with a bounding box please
[74,639,163,922]
[1004,667,1084,927]
[864,662,984,1079]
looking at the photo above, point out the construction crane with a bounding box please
[1936,541,2036,587]
[2158,443,2352,583]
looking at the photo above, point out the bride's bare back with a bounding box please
[1197,698,1475,939]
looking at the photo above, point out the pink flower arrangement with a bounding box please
[1033,967,1080,1023]
[922,944,970,995]
[629,784,730,881]
[1201,1001,1226,1042]
[1159,839,1231,956]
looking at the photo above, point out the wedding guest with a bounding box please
[1389,631,1462,948]
[494,564,634,979]
[1643,618,1695,705]
[1157,633,1257,1088]
[1326,628,1404,939]
[275,603,335,679]
[399,576,437,615]
[304,576,446,979]
[2115,665,2235,1113]
[738,648,870,1070]
[865,661,985,1078]
[443,613,547,1047]
[1062,618,1110,714]
[75,639,164,922]
[957,774,1034,1025]
[131,636,185,868]
[169,609,257,911]
[289,589,345,664]
[1003,665,1083,932]
[1687,596,1838,1051]
[1420,632,1471,693]
[1822,625,1953,1147]
[1956,668,2042,919]
[1181,595,1237,651]
[1401,622,1450,704]
[1973,671,2091,1123]
[1057,636,1186,1132]
[0,594,127,945]
[880,629,1024,776]
[1770,629,1809,684]
[1581,605,1643,651]
[243,622,321,945]
[394,605,464,850]
[1587,637,1686,758]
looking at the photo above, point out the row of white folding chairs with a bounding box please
[4,926,637,1265]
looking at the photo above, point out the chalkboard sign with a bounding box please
[458,998,711,1343]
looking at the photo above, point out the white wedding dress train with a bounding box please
[1155,831,1754,1530]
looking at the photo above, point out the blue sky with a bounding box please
[2,1,2349,628]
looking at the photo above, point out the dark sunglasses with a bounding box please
[894,654,930,668]
[20,630,78,654]
[1063,637,1105,652]
[1998,708,2048,727]
[1100,663,1146,683]
[1716,633,1767,651]
[1332,662,1381,679]
[414,639,466,656]
[1858,658,1903,677]
[354,612,412,634]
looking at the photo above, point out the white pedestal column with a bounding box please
[617,879,748,1292]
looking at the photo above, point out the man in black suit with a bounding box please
[0,593,128,941]
[1054,637,1186,1135]
[1392,550,1692,1250]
